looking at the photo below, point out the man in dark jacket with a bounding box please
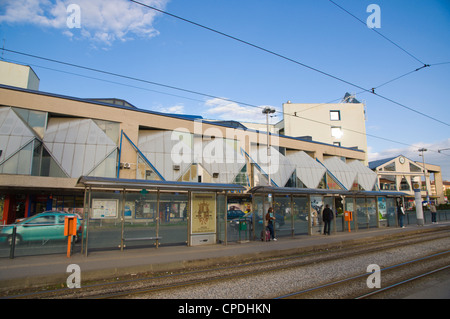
[322,204,334,235]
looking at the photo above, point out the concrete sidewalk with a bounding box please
[1,222,449,292]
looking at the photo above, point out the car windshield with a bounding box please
[13,212,63,225]
[27,215,55,225]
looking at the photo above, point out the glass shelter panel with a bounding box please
[324,197,335,234]
[386,197,397,227]
[377,197,388,227]
[310,196,323,235]
[367,197,378,228]
[86,191,122,252]
[344,197,356,232]
[252,195,266,240]
[292,196,309,235]
[356,198,368,229]
[158,192,188,246]
[273,196,292,238]
[217,194,226,243]
[122,191,158,249]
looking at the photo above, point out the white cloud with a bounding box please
[203,98,279,124]
[0,0,169,45]
[159,104,185,114]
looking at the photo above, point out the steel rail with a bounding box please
[276,250,450,299]
[3,228,449,299]
[355,264,450,299]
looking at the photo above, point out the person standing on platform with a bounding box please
[266,207,277,241]
[322,204,333,235]
[430,202,437,224]
[397,203,405,228]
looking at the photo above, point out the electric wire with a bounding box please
[129,0,449,127]
[129,0,368,93]
[327,0,426,66]
[1,49,448,159]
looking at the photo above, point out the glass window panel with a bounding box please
[330,110,340,121]
[356,198,368,229]
[386,197,397,227]
[310,196,323,235]
[158,192,188,245]
[331,127,343,139]
[0,141,33,174]
[40,148,68,177]
[252,195,266,241]
[367,197,377,228]
[87,191,122,251]
[273,196,291,238]
[293,196,308,235]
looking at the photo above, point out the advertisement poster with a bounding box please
[92,199,118,218]
[377,197,387,220]
[191,193,216,234]
[310,196,323,226]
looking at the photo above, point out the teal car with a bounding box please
[0,211,82,245]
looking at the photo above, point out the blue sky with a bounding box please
[1,0,449,179]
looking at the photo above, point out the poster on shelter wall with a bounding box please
[310,196,323,226]
[191,192,216,234]
[91,199,118,219]
[377,197,387,220]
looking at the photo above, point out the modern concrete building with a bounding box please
[0,63,409,255]
[0,61,40,91]
[276,95,368,163]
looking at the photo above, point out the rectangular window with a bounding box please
[330,110,341,121]
[331,127,343,139]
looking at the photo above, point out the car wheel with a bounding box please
[7,234,22,246]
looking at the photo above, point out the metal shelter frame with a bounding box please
[247,186,407,237]
[76,176,246,256]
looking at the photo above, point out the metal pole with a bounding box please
[290,194,294,237]
[120,188,126,251]
[419,148,429,202]
[224,192,228,245]
[187,191,191,246]
[9,226,16,259]
[266,111,271,186]
[156,190,160,249]
[84,186,91,257]
[262,107,275,186]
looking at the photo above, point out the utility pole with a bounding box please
[415,148,428,226]
[418,148,429,202]
[262,107,275,186]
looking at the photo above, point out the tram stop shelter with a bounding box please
[76,176,246,256]
[247,186,407,239]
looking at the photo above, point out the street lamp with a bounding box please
[418,148,429,202]
[262,107,276,186]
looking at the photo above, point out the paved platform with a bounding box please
[0,222,449,292]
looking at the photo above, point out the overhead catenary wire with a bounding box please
[1,48,448,158]
[129,0,449,127]
[327,0,426,66]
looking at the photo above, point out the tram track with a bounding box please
[4,228,449,299]
[276,250,450,299]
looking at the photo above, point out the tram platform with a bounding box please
[0,222,449,293]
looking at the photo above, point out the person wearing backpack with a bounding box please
[322,204,334,235]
